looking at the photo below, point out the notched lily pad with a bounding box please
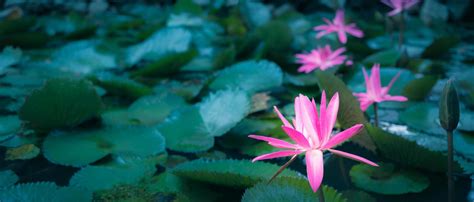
[5,144,40,160]
[350,163,430,195]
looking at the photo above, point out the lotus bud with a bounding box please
[439,79,460,132]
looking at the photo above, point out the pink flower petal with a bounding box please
[346,26,364,38]
[334,9,345,25]
[298,95,320,146]
[370,64,382,97]
[248,135,297,149]
[252,150,302,162]
[322,124,363,149]
[306,150,324,192]
[274,106,293,128]
[325,93,339,138]
[319,91,328,141]
[281,126,311,149]
[328,149,379,167]
[337,30,347,44]
[383,95,408,102]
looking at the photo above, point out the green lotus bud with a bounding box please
[439,79,460,132]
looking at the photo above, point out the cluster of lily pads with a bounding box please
[0,0,473,201]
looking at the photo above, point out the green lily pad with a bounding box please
[131,49,197,78]
[19,78,103,131]
[43,126,165,167]
[0,115,21,141]
[342,190,376,202]
[0,46,22,74]
[70,162,155,191]
[402,75,438,101]
[172,158,302,188]
[316,70,376,152]
[158,106,214,153]
[88,72,153,99]
[209,60,283,93]
[363,49,401,67]
[101,109,134,126]
[5,144,40,160]
[242,178,347,202]
[0,170,18,188]
[350,163,430,195]
[153,79,205,100]
[421,36,460,58]
[0,182,92,202]
[198,89,250,137]
[128,92,187,125]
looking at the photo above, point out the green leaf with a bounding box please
[131,49,197,78]
[128,92,187,125]
[19,78,103,131]
[315,70,376,152]
[0,116,21,141]
[399,103,445,135]
[402,75,438,101]
[0,170,18,188]
[209,60,283,93]
[0,17,35,35]
[0,182,92,202]
[88,73,152,99]
[70,162,155,191]
[158,106,214,153]
[5,144,40,160]
[43,126,165,167]
[350,163,430,195]
[366,124,460,172]
[341,190,376,202]
[0,47,22,74]
[198,89,250,137]
[363,49,401,67]
[126,27,192,66]
[242,178,347,202]
[239,0,271,28]
[421,36,460,58]
[172,158,302,187]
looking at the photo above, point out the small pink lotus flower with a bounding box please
[314,9,364,44]
[295,45,347,73]
[381,0,420,16]
[353,64,408,111]
[249,92,378,192]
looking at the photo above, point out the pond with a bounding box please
[0,0,473,201]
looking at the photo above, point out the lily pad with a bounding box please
[128,92,187,125]
[421,36,460,58]
[131,49,197,78]
[43,126,165,167]
[209,60,283,93]
[88,72,153,99]
[19,78,103,131]
[0,170,18,188]
[172,158,302,188]
[242,179,347,202]
[402,75,438,101]
[363,49,401,67]
[350,163,430,195]
[5,144,40,160]
[0,46,22,74]
[0,115,21,141]
[198,89,250,137]
[0,182,92,202]
[158,106,214,153]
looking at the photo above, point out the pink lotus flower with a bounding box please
[381,0,420,16]
[295,45,347,73]
[249,92,378,192]
[314,9,364,44]
[353,64,408,111]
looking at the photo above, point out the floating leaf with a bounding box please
[43,126,165,167]
[209,60,283,93]
[341,190,376,202]
[126,27,192,66]
[402,75,438,101]
[363,49,401,67]
[131,49,197,78]
[158,106,214,152]
[128,92,187,125]
[0,170,18,187]
[88,72,152,99]
[315,70,376,152]
[0,182,92,202]
[19,78,103,131]
[0,46,22,74]
[0,115,21,141]
[198,89,250,137]
[70,162,155,191]
[172,158,302,187]
[242,178,347,202]
[350,163,430,195]
[5,144,40,160]
[239,0,271,28]
[421,36,460,58]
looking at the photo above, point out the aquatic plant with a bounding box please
[381,0,420,16]
[249,92,378,194]
[295,45,348,73]
[314,9,364,44]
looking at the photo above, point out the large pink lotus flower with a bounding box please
[353,64,408,111]
[381,0,420,16]
[314,9,364,44]
[249,92,378,192]
[295,45,347,73]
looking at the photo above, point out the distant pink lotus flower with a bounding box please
[314,9,364,44]
[295,45,347,73]
[381,0,420,16]
[249,92,378,192]
[353,64,408,111]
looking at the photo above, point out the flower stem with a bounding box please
[268,154,298,184]
[318,187,325,202]
[374,103,379,127]
[338,157,350,187]
[399,11,405,49]
[447,130,454,202]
